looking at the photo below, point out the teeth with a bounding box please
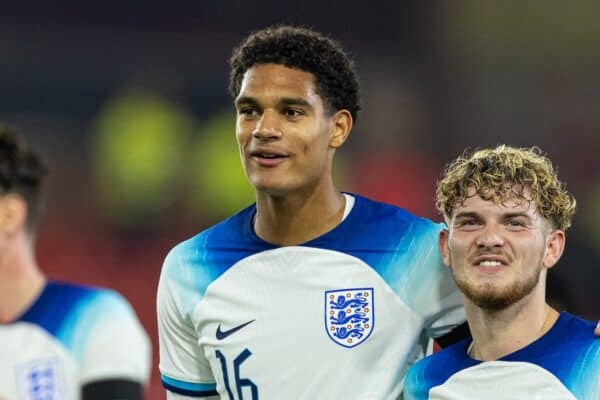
[479,261,502,267]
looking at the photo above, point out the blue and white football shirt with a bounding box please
[0,281,151,400]
[158,194,464,399]
[404,312,600,400]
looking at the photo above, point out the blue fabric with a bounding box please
[405,312,600,399]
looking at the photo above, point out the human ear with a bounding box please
[439,229,452,268]
[0,194,27,235]
[543,229,565,269]
[329,110,352,149]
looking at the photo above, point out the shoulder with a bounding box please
[345,194,444,250]
[561,312,598,333]
[166,204,255,260]
[405,339,474,396]
[159,205,267,312]
[560,312,600,357]
[47,282,139,330]
[20,281,133,329]
[405,339,478,399]
[21,282,148,367]
[56,285,151,384]
[352,194,440,226]
[547,312,600,349]
[164,204,258,273]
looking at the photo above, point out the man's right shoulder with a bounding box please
[160,203,268,297]
[404,339,473,399]
[165,204,257,262]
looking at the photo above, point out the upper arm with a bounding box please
[399,220,466,339]
[79,291,152,386]
[158,249,218,397]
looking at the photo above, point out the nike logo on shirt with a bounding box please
[216,320,255,340]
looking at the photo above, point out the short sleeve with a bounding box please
[157,247,218,397]
[78,290,152,385]
[399,220,465,339]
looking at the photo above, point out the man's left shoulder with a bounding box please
[350,193,443,233]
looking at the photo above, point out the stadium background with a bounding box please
[1,2,598,397]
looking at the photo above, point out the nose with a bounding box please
[475,224,505,249]
[253,109,282,140]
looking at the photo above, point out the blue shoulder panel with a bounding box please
[164,195,443,312]
[306,194,444,284]
[17,281,132,361]
[404,312,600,399]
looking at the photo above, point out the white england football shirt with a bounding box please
[0,281,151,400]
[158,194,464,399]
[404,312,600,399]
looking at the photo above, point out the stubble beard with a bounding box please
[453,252,545,311]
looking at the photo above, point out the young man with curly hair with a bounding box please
[0,127,151,399]
[157,26,467,399]
[404,146,600,399]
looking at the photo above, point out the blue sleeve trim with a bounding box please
[161,375,218,397]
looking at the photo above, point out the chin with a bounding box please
[460,280,538,311]
[251,180,291,196]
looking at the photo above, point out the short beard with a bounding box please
[456,271,541,311]
[453,250,545,311]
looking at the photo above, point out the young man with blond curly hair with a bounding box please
[404,145,600,399]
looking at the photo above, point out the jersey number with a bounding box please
[215,349,259,399]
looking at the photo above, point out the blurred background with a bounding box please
[1,1,598,397]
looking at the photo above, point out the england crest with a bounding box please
[325,288,374,348]
[16,358,65,400]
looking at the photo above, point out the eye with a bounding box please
[238,107,258,119]
[456,218,481,230]
[283,108,304,118]
[506,219,527,228]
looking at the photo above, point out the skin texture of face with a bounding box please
[234,64,349,197]
[440,187,565,310]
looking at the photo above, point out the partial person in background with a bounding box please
[0,126,151,399]
[157,25,467,399]
[404,146,600,399]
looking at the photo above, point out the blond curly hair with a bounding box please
[436,145,576,231]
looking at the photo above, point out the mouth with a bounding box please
[250,150,290,166]
[472,256,509,273]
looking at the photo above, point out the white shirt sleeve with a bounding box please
[157,248,218,397]
[78,290,152,385]
[402,221,466,340]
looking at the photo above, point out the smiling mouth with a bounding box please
[477,260,504,267]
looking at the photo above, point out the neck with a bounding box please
[254,184,346,246]
[465,287,558,361]
[0,239,46,323]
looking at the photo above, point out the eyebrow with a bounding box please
[280,97,312,108]
[453,211,533,220]
[453,212,480,220]
[501,212,533,221]
[234,96,259,108]
[235,96,313,109]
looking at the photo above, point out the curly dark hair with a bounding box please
[229,25,361,122]
[0,125,48,232]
